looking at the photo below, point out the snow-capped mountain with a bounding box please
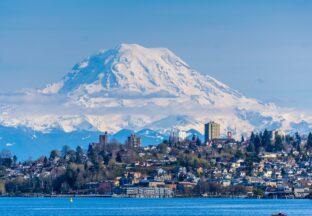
[1,43,312,149]
[42,43,255,109]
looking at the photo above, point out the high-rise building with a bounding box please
[127,134,141,148]
[99,131,109,146]
[204,121,220,143]
[227,131,232,140]
[270,129,286,142]
[89,131,109,150]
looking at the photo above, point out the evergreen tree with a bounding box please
[254,135,261,153]
[87,144,98,164]
[49,150,60,160]
[43,156,48,165]
[285,135,291,143]
[307,132,312,148]
[274,135,283,152]
[250,132,255,143]
[297,143,301,153]
[0,150,13,168]
[116,152,122,163]
[235,150,243,159]
[102,152,112,165]
[61,145,71,159]
[241,135,245,143]
[295,132,301,141]
[196,138,202,146]
[13,155,17,165]
[246,141,255,153]
[293,132,302,151]
[262,129,273,152]
[75,146,84,164]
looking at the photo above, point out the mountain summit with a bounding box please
[42,43,245,106]
[2,44,311,140]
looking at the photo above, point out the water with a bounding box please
[0,198,311,216]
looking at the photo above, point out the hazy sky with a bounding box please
[0,0,312,109]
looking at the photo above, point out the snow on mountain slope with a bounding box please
[1,43,312,140]
[42,44,250,107]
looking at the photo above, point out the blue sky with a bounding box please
[0,0,312,109]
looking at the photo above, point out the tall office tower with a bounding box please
[99,131,109,146]
[204,121,220,143]
[169,129,187,145]
[127,134,141,148]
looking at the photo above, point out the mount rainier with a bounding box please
[0,43,311,158]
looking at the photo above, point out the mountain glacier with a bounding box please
[1,43,312,146]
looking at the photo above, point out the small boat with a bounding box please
[272,213,287,216]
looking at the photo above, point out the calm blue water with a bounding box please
[0,198,311,216]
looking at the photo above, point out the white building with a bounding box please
[169,129,187,144]
[270,129,286,141]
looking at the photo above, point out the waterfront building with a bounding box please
[125,187,174,198]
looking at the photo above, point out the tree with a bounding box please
[262,129,273,152]
[275,135,283,151]
[196,138,202,146]
[75,146,84,164]
[49,150,60,160]
[61,145,71,159]
[43,156,48,165]
[13,155,17,166]
[101,151,112,165]
[307,132,312,148]
[65,166,78,189]
[0,180,5,195]
[157,143,168,154]
[253,188,264,197]
[246,141,255,153]
[235,149,244,159]
[66,150,76,162]
[1,158,12,168]
[0,149,12,159]
[116,152,122,163]
[254,135,262,153]
[250,132,255,143]
[295,132,301,147]
[0,150,13,167]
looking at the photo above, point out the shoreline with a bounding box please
[0,194,309,199]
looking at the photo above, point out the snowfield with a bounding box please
[0,43,311,140]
